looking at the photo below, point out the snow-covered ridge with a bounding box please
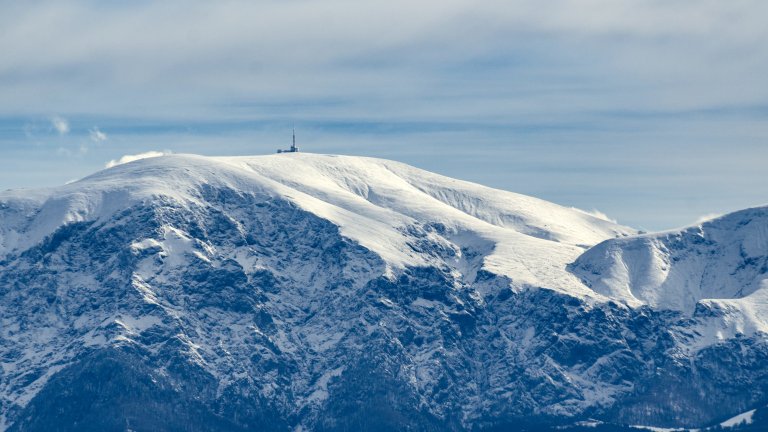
[572,206,768,310]
[4,152,766,316]
[571,206,768,333]
[0,153,633,298]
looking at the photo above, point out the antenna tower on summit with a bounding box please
[277,128,300,153]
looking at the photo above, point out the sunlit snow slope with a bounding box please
[571,206,768,343]
[0,153,633,297]
[571,208,768,311]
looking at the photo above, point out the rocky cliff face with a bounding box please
[0,154,766,431]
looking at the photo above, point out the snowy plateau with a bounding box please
[0,153,767,432]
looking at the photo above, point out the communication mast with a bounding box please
[277,128,300,153]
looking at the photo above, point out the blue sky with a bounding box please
[1,0,767,231]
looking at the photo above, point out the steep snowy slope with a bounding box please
[0,153,767,432]
[570,207,768,317]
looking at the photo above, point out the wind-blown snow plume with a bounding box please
[695,212,723,224]
[105,150,170,168]
[572,207,618,224]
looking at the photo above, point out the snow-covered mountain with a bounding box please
[0,153,766,431]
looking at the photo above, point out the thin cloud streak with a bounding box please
[0,1,766,119]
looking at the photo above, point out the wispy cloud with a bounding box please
[89,127,107,142]
[50,116,69,135]
[105,151,171,168]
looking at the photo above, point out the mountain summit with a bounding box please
[1,153,766,431]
